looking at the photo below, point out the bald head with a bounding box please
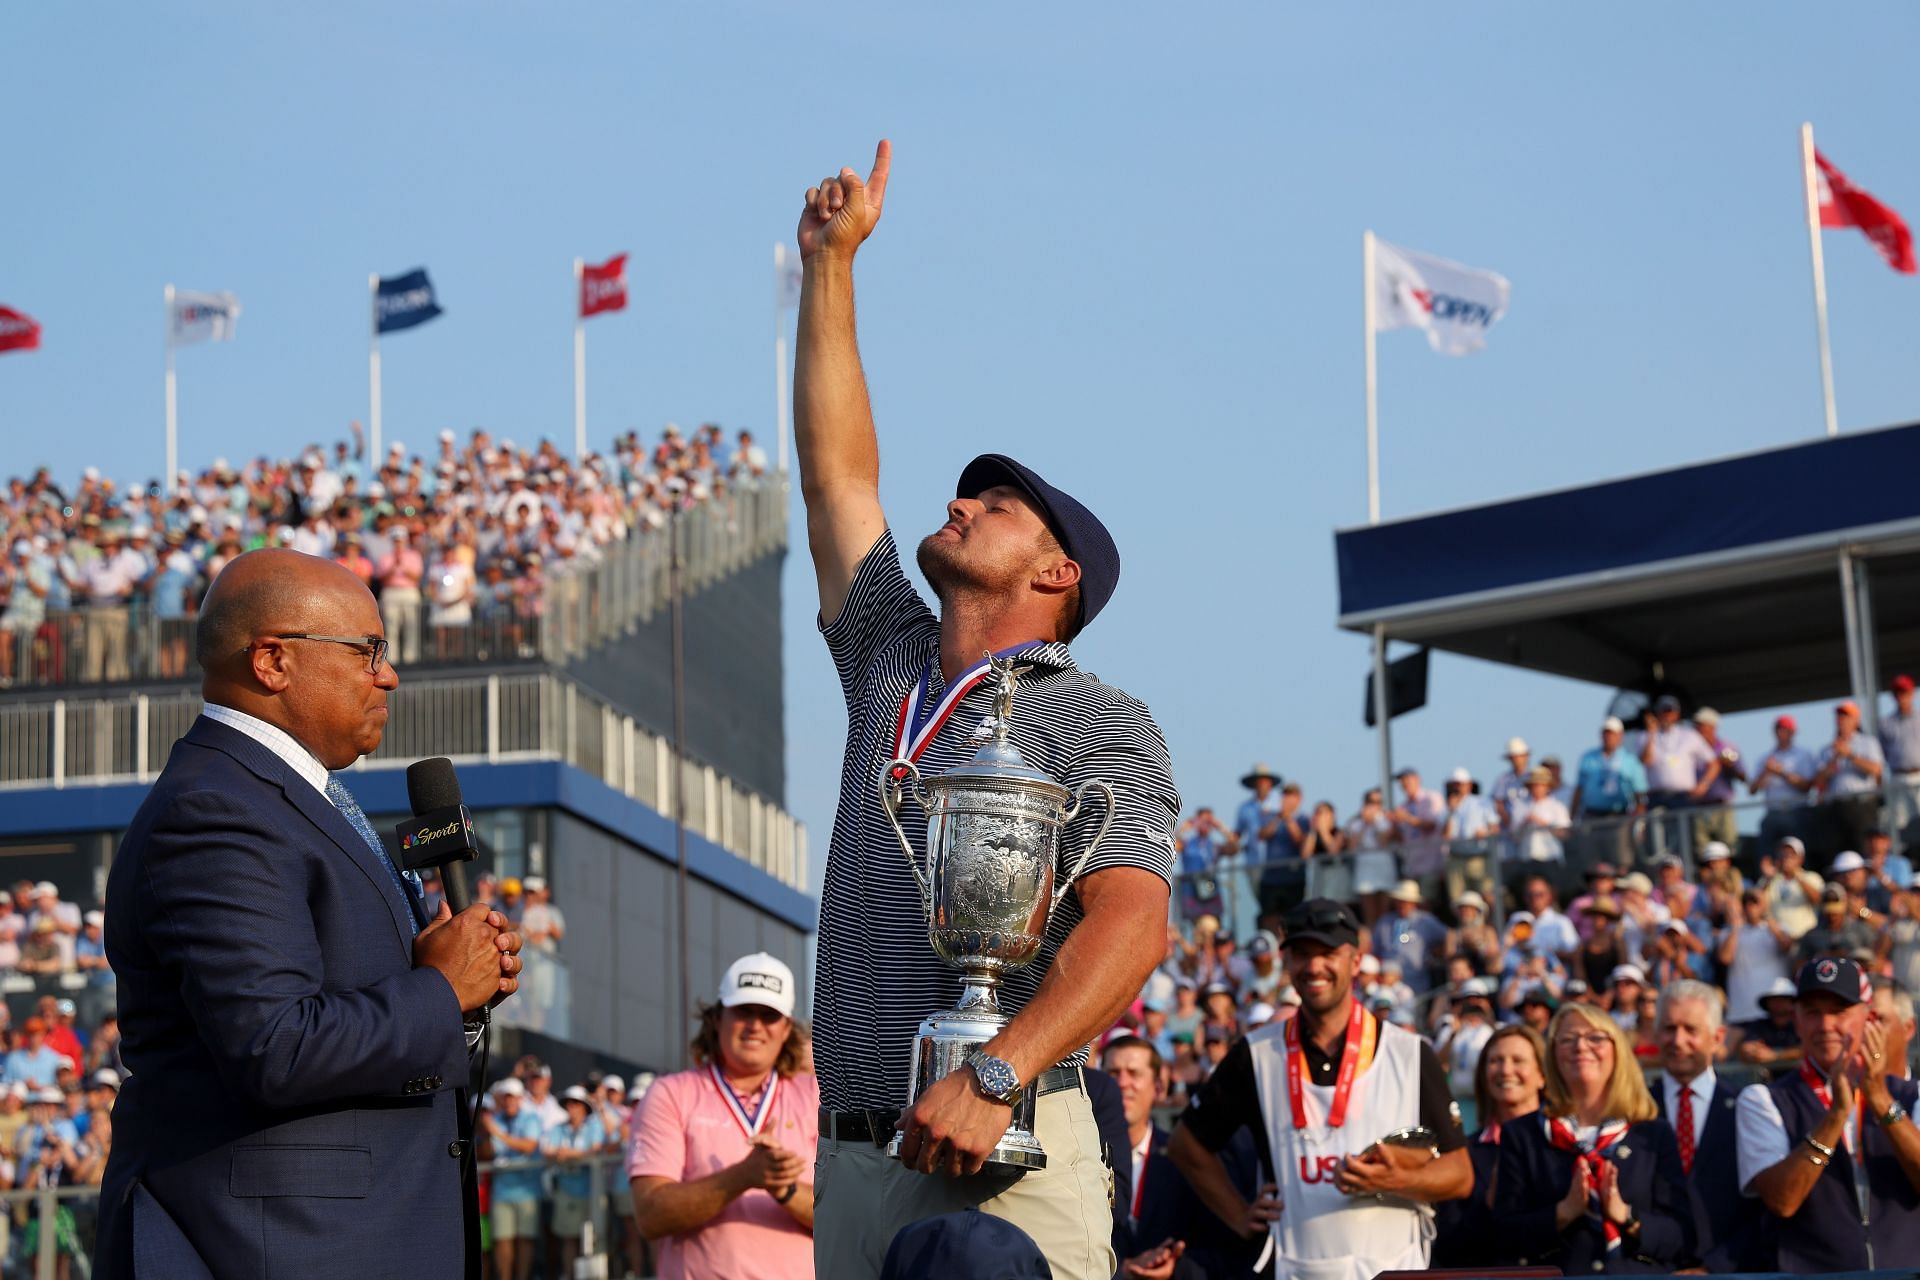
[196,550,371,672]
[197,550,397,770]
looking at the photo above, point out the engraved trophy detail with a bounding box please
[879,653,1115,1169]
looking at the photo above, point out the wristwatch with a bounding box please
[773,1182,798,1204]
[1876,1102,1910,1129]
[964,1050,1024,1107]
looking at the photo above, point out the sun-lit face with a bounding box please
[1483,1034,1545,1119]
[1795,992,1865,1073]
[916,485,1069,611]
[1285,940,1356,1016]
[1554,1012,1617,1094]
[1656,997,1721,1081]
[718,1004,790,1077]
[1102,1043,1164,1131]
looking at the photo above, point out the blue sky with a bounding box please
[6,5,1919,896]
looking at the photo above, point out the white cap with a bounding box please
[601,1075,625,1094]
[561,1085,592,1106]
[1700,842,1732,862]
[1602,716,1625,734]
[90,1069,120,1091]
[1505,737,1529,757]
[1275,987,1302,1007]
[1761,976,1799,1002]
[83,911,103,927]
[627,1072,657,1102]
[31,1088,61,1106]
[1694,706,1721,726]
[1831,850,1867,874]
[522,875,547,893]
[439,429,456,443]
[1610,963,1647,986]
[1454,891,1488,913]
[1779,835,1806,855]
[32,882,56,897]
[1247,1002,1277,1025]
[1508,910,1537,926]
[492,1077,526,1099]
[1358,955,1381,975]
[720,952,796,1019]
[1447,767,1473,785]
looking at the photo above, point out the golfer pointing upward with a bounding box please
[795,141,1181,1280]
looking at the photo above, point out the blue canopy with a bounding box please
[1334,420,1920,711]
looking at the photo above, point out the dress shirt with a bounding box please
[200,703,330,798]
[1129,1130,1151,1222]
[1664,1067,1715,1154]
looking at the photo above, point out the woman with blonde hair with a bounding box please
[1491,1004,1693,1273]
[1433,1023,1550,1268]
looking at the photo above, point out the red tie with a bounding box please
[1676,1084,1695,1175]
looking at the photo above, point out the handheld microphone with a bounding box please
[397,757,479,914]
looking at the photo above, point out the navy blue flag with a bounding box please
[375,269,443,334]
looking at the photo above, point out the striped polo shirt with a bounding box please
[815,530,1180,1112]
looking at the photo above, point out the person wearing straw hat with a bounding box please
[543,1085,609,1280]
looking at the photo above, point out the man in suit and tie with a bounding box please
[1654,979,1768,1272]
[97,549,525,1280]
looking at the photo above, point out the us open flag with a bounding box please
[1372,239,1511,356]
[0,306,40,355]
[169,289,241,346]
[1816,150,1916,274]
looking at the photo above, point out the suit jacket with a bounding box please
[1115,1126,1263,1280]
[96,716,477,1280]
[1492,1112,1696,1274]
[1655,1075,1771,1272]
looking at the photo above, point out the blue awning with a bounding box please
[1333,420,1920,710]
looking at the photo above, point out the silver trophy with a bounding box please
[879,653,1115,1170]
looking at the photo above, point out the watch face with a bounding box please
[971,1053,1018,1099]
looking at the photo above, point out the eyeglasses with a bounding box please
[252,633,389,675]
[1555,1032,1615,1053]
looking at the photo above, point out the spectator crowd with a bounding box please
[0,421,775,685]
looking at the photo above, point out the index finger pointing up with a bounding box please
[866,139,892,205]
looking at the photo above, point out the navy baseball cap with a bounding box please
[1797,956,1871,1006]
[1282,898,1361,950]
[880,1210,1052,1279]
[955,454,1120,632]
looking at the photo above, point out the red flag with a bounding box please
[579,254,629,318]
[0,306,40,354]
[1816,150,1916,274]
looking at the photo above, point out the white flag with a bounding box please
[774,244,803,310]
[170,289,241,346]
[1372,239,1509,356]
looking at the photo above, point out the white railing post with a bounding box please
[602,705,618,786]
[623,717,636,797]
[50,700,65,789]
[486,675,501,761]
[135,694,150,779]
[720,777,735,852]
[657,738,672,814]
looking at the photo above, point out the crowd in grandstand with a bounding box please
[0,421,773,683]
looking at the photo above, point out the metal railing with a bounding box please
[0,481,789,691]
[0,671,807,890]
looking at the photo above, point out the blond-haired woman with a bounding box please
[1491,1004,1693,1273]
[1433,1024,1550,1268]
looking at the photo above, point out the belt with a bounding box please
[821,1066,1084,1146]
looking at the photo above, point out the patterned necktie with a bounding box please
[325,775,422,935]
[1676,1083,1696,1175]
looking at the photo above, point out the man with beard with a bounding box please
[794,142,1180,1280]
[1738,957,1920,1270]
[1168,899,1469,1279]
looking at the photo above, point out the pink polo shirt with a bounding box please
[627,1067,818,1280]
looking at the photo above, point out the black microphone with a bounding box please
[397,757,479,915]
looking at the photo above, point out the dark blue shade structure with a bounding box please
[1333,420,1920,711]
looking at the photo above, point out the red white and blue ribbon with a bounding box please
[892,644,1040,766]
[708,1064,779,1142]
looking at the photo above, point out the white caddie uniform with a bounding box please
[1246,1017,1434,1280]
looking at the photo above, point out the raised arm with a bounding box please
[794,140,894,626]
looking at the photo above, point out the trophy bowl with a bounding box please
[879,655,1114,1171]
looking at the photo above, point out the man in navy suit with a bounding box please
[96,549,525,1280]
[1654,978,1769,1272]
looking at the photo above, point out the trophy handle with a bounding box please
[879,757,935,919]
[1052,779,1116,913]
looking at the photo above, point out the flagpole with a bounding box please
[774,244,791,475]
[574,258,587,461]
[1801,122,1839,439]
[1363,230,1393,801]
[368,274,384,462]
[163,284,178,495]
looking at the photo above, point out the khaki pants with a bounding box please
[814,1084,1115,1280]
